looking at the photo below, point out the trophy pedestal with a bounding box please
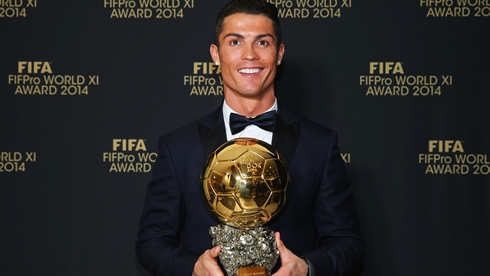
[210,224,278,276]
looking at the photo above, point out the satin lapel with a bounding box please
[198,107,227,159]
[272,111,301,168]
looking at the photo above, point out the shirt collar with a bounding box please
[222,98,278,139]
[223,98,278,124]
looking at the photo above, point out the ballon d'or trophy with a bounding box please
[200,138,290,276]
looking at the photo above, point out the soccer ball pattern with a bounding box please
[201,138,290,229]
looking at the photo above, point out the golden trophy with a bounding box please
[200,138,290,276]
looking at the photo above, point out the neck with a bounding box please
[225,93,275,118]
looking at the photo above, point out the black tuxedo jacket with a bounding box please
[136,106,363,275]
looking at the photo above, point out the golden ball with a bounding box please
[200,138,290,229]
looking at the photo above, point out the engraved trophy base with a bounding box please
[209,224,278,276]
[237,266,267,276]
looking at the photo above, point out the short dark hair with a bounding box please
[214,0,282,48]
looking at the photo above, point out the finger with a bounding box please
[275,232,294,264]
[275,232,287,254]
[207,246,224,276]
[275,231,283,248]
[194,247,224,276]
[272,232,309,276]
[209,245,221,258]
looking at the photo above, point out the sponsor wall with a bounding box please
[1,0,489,275]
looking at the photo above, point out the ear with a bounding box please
[210,44,220,65]
[277,43,285,64]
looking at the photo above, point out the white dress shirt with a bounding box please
[222,98,277,145]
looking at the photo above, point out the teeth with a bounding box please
[238,68,261,74]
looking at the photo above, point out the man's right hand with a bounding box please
[193,246,224,276]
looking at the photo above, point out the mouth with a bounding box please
[238,68,262,74]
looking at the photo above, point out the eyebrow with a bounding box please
[223,33,275,41]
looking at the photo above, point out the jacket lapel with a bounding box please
[272,110,301,168]
[198,106,227,159]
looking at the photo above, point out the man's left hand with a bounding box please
[272,232,309,276]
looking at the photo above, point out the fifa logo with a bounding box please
[369,62,404,74]
[428,140,464,153]
[18,61,52,74]
[113,139,147,151]
[193,62,220,74]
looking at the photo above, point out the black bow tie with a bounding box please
[229,110,277,134]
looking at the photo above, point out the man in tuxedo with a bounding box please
[136,0,363,275]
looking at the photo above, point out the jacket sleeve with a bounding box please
[135,136,199,275]
[302,131,364,276]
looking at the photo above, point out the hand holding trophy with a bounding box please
[200,138,290,276]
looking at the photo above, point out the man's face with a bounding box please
[210,13,285,100]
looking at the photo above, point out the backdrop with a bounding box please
[1,1,489,275]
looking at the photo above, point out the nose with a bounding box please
[241,43,259,61]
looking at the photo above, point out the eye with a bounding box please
[257,40,269,46]
[230,39,240,46]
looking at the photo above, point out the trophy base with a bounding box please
[209,224,278,276]
[237,266,267,276]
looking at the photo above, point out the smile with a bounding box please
[238,68,262,74]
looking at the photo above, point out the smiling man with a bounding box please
[210,12,284,119]
[136,1,363,275]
